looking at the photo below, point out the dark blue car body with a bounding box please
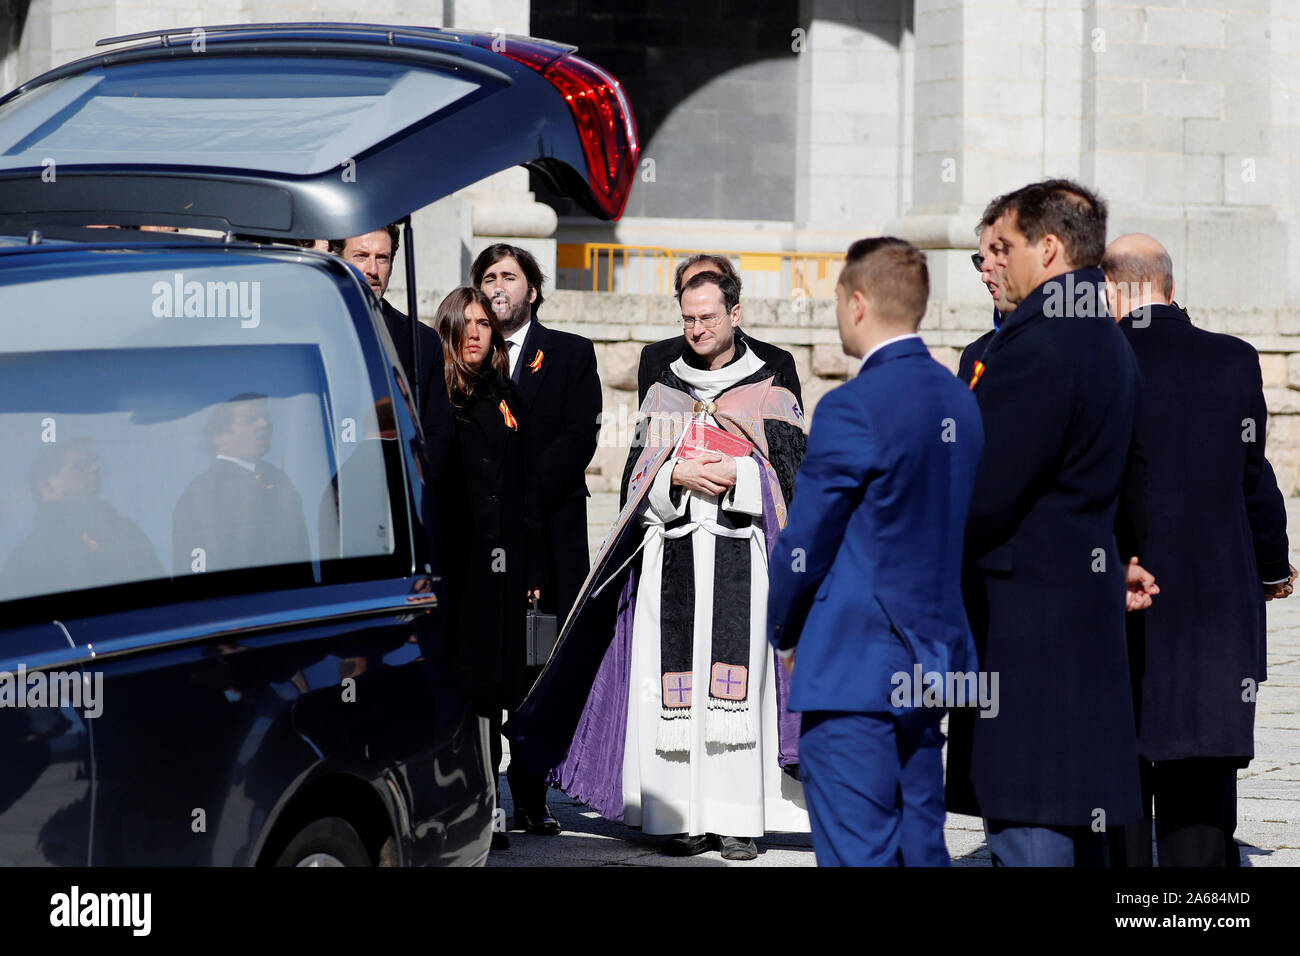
[0,22,635,866]
[0,241,492,866]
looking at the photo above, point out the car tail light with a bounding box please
[470,37,639,220]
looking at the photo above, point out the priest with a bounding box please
[505,269,808,861]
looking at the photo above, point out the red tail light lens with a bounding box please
[539,55,639,220]
[469,36,639,220]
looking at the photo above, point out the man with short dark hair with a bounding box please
[768,237,983,865]
[945,179,1150,866]
[958,217,1012,385]
[332,226,453,478]
[636,253,801,406]
[470,242,602,836]
[1102,233,1293,867]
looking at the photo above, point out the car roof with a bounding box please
[0,231,363,289]
[0,23,638,237]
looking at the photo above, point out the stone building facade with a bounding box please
[4,0,1300,491]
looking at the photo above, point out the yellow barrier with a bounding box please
[555,243,844,298]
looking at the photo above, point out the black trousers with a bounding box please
[1113,757,1240,867]
[504,665,552,818]
[509,501,589,818]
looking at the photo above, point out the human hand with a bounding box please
[1264,564,1298,601]
[781,650,794,674]
[671,454,735,496]
[706,454,737,484]
[1126,557,1159,611]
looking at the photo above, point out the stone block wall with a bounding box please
[402,288,1300,497]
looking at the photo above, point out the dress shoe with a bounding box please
[663,833,719,856]
[513,804,561,835]
[491,832,510,851]
[719,836,758,861]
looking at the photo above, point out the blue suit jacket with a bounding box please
[767,337,984,713]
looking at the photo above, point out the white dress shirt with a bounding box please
[859,332,923,373]
[216,454,257,472]
[505,320,533,378]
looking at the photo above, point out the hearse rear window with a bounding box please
[0,253,400,605]
[0,58,481,176]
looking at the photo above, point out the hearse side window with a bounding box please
[0,254,403,606]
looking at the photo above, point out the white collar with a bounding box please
[670,342,765,399]
[859,333,922,372]
[505,320,532,348]
[216,454,258,472]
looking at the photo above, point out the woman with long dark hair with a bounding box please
[433,286,540,851]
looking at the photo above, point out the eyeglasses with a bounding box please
[682,316,724,330]
[971,252,984,272]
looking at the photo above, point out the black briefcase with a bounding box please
[525,594,558,667]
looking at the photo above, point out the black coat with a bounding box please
[380,300,454,480]
[962,317,1149,564]
[510,319,602,621]
[1120,304,1289,763]
[436,369,542,714]
[637,329,802,407]
[957,326,997,385]
[172,459,310,577]
[947,266,1143,828]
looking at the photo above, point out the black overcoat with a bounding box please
[437,370,542,715]
[946,266,1143,828]
[1119,304,1289,764]
[957,325,997,385]
[380,300,454,480]
[511,319,602,622]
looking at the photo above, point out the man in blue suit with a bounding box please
[767,237,984,866]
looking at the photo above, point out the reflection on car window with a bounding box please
[0,255,400,605]
[318,396,399,562]
[172,393,312,577]
[1,437,162,598]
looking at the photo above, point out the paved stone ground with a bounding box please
[488,494,1300,867]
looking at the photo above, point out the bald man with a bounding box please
[1103,234,1294,867]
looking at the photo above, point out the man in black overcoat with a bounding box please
[946,179,1150,866]
[472,243,602,835]
[957,220,1012,385]
[1102,233,1294,867]
[636,254,800,407]
[332,227,454,479]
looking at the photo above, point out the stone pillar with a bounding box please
[886,0,1088,308]
[792,0,911,251]
[1083,1,1287,315]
